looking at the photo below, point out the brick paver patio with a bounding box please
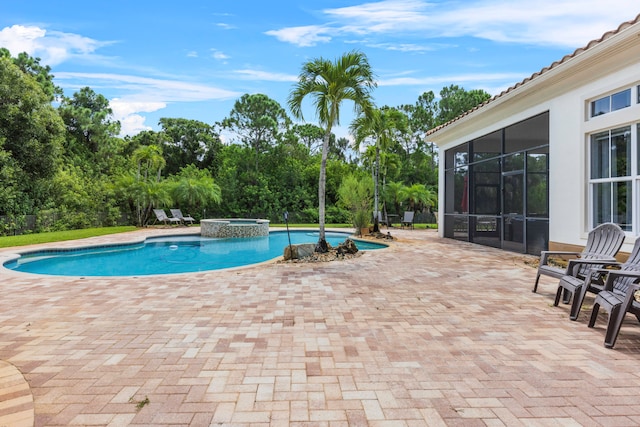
[1,227,640,426]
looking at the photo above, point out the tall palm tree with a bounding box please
[288,51,376,252]
[351,107,407,231]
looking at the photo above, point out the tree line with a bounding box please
[0,48,490,236]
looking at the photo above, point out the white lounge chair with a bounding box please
[153,209,181,226]
[170,209,195,225]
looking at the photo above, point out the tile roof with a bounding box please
[427,13,640,136]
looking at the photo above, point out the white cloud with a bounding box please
[364,42,437,52]
[234,69,298,82]
[324,0,430,32]
[109,99,166,136]
[425,0,639,47]
[0,24,113,66]
[0,24,46,55]
[54,73,242,136]
[378,72,527,87]
[216,23,236,30]
[117,114,153,136]
[265,25,332,47]
[55,72,240,102]
[211,49,229,61]
[266,0,638,48]
[110,98,167,116]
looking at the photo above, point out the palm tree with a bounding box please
[400,183,437,213]
[114,174,172,226]
[288,51,376,252]
[351,107,407,231]
[132,144,165,182]
[378,151,401,214]
[169,164,222,216]
[384,181,405,217]
[122,145,168,226]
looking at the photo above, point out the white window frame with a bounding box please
[588,125,637,233]
[589,88,632,118]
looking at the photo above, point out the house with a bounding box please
[427,14,640,256]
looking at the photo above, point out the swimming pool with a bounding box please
[3,230,387,277]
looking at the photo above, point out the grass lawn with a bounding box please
[0,226,137,248]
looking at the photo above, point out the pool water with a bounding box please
[4,231,386,277]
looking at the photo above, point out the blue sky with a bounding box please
[0,0,637,140]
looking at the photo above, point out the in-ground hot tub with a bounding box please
[200,218,270,238]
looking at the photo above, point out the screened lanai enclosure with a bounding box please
[443,112,549,255]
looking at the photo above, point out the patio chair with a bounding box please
[170,209,195,225]
[555,238,640,320]
[588,263,640,348]
[153,209,181,226]
[401,211,414,229]
[374,211,390,228]
[532,223,625,293]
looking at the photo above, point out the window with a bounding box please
[472,159,500,215]
[527,150,548,218]
[637,123,640,174]
[444,143,468,169]
[454,166,468,213]
[612,90,631,111]
[590,88,631,117]
[472,130,501,162]
[591,127,630,179]
[589,126,632,231]
[504,113,548,153]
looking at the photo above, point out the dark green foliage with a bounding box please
[158,118,222,176]
[0,48,61,102]
[289,123,324,153]
[0,56,65,216]
[212,140,321,222]
[58,87,124,179]
[169,164,221,219]
[221,93,291,172]
[436,84,492,125]
[0,51,497,236]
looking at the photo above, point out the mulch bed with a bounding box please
[278,231,394,264]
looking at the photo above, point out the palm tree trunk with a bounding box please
[382,174,388,226]
[373,145,380,232]
[316,131,330,253]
